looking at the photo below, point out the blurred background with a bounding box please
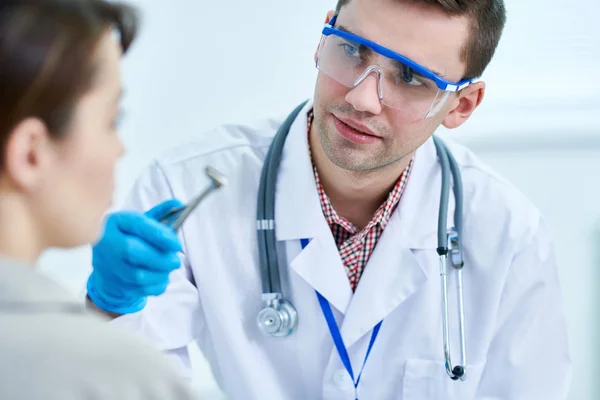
[37,0,598,398]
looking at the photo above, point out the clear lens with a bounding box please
[316,34,450,120]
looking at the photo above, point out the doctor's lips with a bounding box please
[336,115,380,137]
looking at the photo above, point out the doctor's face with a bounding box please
[312,0,483,171]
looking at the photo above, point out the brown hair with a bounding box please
[335,0,506,79]
[0,0,139,165]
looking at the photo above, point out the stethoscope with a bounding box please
[255,101,467,381]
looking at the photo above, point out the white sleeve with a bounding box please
[108,160,204,379]
[475,216,572,399]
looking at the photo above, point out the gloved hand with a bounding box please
[86,199,184,315]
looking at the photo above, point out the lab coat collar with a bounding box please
[392,136,457,249]
[0,257,84,311]
[275,99,354,313]
[274,99,324,242]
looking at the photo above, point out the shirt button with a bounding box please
[332,369,353,389]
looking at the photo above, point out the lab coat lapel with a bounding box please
[339,223,427,349]
[339,137,456,348]
[275,100,353,314]
[290,232,353,314]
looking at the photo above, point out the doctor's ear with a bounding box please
[442,81,485,129]
[325,9,335,23]
[2,117,54,190]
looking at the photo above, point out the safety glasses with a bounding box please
[316,15,472,121]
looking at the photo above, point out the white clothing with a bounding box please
[110,100,571,400]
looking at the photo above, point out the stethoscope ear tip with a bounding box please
[451,365,465,380]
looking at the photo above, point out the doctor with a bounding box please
[86,0,572,398]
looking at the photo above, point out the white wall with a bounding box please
[38,0,599,398]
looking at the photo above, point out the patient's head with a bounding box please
[0,0,138,260]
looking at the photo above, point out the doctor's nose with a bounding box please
[345,72,383,115]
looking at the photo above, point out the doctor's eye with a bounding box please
[395,67,428,88]
[340,43,359,57]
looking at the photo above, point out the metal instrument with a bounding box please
[160,166,228,231]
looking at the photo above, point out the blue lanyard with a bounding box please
[300,239,382,399]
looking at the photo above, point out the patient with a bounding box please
[0,1,198,399]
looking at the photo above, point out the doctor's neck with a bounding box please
[308,128,412,230]
[0,193,46,264]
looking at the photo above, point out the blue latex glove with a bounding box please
[87,199,184,315]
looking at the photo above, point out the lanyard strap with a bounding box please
[300,239,382,398]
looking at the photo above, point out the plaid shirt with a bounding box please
[307,110,413,292]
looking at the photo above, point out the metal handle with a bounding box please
[159,166,227,231]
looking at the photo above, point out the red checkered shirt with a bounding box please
[307,110,413,292]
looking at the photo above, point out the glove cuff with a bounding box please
[86,273,147,315]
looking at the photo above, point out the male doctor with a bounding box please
[85,0,572,398]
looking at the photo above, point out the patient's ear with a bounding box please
[442,81,485,129]
[3,117,53,190]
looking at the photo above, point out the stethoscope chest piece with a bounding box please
[257,298,298,337]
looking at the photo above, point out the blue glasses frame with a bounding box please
[320,15,472,92]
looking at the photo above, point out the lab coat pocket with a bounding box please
[402,358,485,400]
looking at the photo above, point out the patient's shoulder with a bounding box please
[0,311,197,400]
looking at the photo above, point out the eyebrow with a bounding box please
[337,24,357,35]
[337,24,447,79]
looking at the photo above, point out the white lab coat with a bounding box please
[110,100,572,400]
